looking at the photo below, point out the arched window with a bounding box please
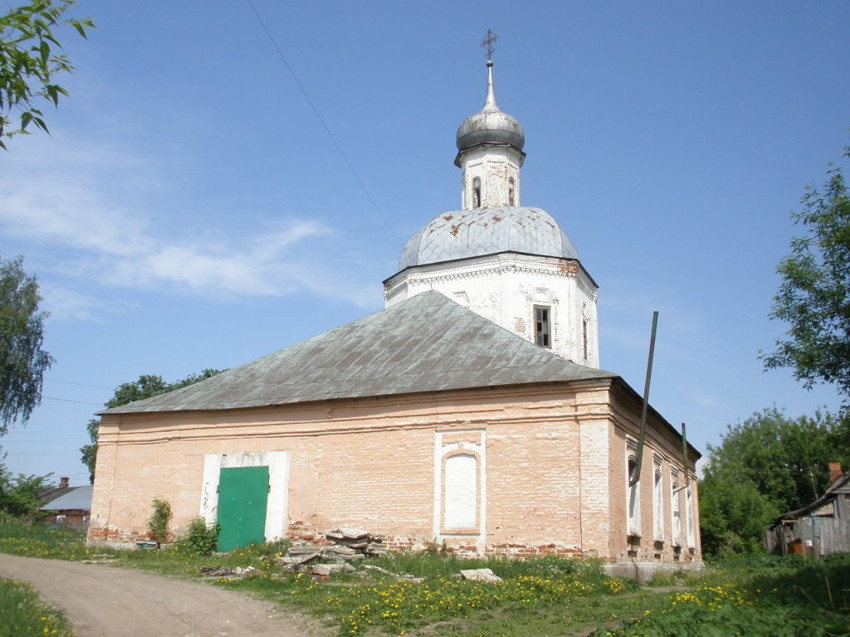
[686,484,695,547]
[670,473,681,546]
[653,465,664,541]
[508,177,515,206]
[472,177,481,208]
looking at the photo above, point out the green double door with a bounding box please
[216,466,269,552]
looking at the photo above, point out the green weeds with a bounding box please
[0,577,74,637]
[218,559,639,635]
[0,519,94,560]
[595,554,850,636]
[1,520,847,636]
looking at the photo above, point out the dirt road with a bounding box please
[0,553,330,636]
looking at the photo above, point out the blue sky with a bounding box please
[1,1,848,485]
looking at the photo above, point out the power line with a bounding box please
[45,377,113,391]
[244,0,402,247]
[43,396,104,406]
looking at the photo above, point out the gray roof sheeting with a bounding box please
[40,485,93,511]
[398,207,580,270]
[106,291,614,415]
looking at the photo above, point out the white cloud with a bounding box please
[0,131,381,307]
[39,283,134,323]
[684,391,717,408]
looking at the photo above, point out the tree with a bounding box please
[0,255,53,434]
[0,0,94,149]
[762,148,850,404]
[0,461,53,518]
[698,407,850,555]
[699,471,779,556]
[81,369,225,483]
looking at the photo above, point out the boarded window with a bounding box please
[444,453,477,530]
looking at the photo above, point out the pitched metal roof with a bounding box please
[770,471,850,525]
[39,485,93,512]
[39,486,76,505]
[105,291,614,415]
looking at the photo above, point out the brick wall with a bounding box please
[88,379,701,565]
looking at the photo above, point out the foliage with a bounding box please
[175,517,219,555]
[0,461,53,517]
[0,517,92,559]
[371,551,583,580]
[698,471,779,556]
[228,537,290,559]
[0,577,74,636]
[103,374,173,409]
[79,417,98,483]
[80,369,225,482]
[699,407,850,556]
[167,368,226,392]
[0,255,53,433]
[0,0,93,149]
[763,147,850,404]
[0,520,845,637]
[146,498,172,546]
[217,555,635,636]
[595,554,850,637]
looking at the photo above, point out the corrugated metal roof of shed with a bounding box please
[104,291,614,415]
[40,485,93,511]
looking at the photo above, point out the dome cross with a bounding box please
[481,29,499,65]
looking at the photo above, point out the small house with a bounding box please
[766,464,850,557]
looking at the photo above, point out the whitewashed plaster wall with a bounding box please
[459,146,522,210]
[384,252,600,367]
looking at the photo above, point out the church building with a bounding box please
[88,48,701,573]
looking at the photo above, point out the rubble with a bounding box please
[363,565,424,584]
[322,528,389,555]
[458,568,502,583]
[199,565,257,578]
[276,528,390,577]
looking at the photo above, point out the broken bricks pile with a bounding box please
[278,528,388,576]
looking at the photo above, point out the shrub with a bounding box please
[146,498,172,546]
[177,517,219,555]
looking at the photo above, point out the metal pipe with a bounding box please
[674,423,690,493]
[630,311,658,488]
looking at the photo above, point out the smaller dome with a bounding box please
[456,62,525,154]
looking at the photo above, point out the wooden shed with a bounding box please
[766,471,850,558]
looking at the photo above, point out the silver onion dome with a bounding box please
[456,60,525,153]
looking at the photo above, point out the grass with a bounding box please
[1,519,848,636]
[215,556,649,635]
[0,520,93,561]
[594,554,850,637]
[0,577,75,637]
